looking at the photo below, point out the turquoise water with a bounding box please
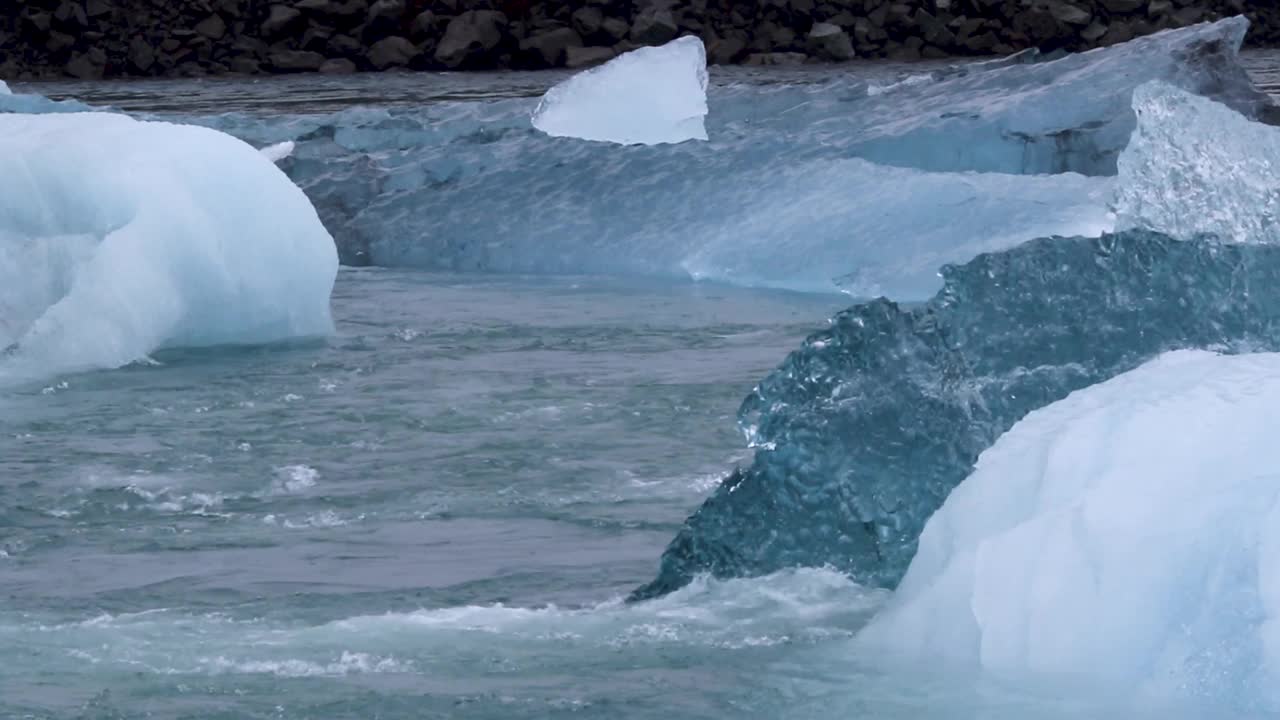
[6,50,1280,719]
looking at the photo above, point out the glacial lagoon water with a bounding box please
[6,40,1280,719]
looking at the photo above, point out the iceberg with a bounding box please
[210,17,1266,292]
[531,36,709,145]
[0,112,337,380]
[860,350,1280,710]
[633,231,1280,599]
[1116,81,1280,244]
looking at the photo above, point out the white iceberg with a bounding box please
[531,36,708,145]
[0,112,337,380]
[1116,81,1280,245]
[860,350,1280,709]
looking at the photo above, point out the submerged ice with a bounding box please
[861,350,1280,710]
[634,231,1280,599]
[531,36,709,145]
[0,112,337,379]
[199,18,1265,295]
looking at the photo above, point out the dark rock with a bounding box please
[24,10,53,34]
[128,36,156,72]
[195,14,227,39]
[520,26,582,66]
[1082,21,1108,42]
[707,33,746,64]
[328,33,363,57]
[319,57,358,73]
[232,36,269,58]
[435,10,508,68]
[228,55,262,73]
[261,5,304,39]
[300,24,333,52]
[808,22,853,60]
[269,48,325,71]
[365,0,405,37]
[47,31,76,53]
[367,35,417,68]
[571,6,604,38]
[1044,1,1091,26]
[744,51,807,65]
[599,16,630,44]
[409,10,437,40]
[65,47,106,79]
[565,45,615,67]
[1099,21,1134,45]
[295,0,369,20]
[630,9,678,45]
[1100,0,1145,11]
[54,2,88,29]
[85,0,112,18]
[160,37,182,53]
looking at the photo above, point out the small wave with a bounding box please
[269,465,319,495]
[195,651,410,677]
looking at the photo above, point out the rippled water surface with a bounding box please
[6,54,1280,719]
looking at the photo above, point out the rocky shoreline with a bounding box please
[1,0,1277,79]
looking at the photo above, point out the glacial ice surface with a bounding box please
[0,112,337,380]
[861,350,1280,711]
[196,18,1266,292]
[531,36,709,145]
[1117,81,1280,244]
[634,231,1280,599]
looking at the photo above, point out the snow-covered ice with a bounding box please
[531,36,709,145]
[0,112,337,380]
[861,350,1280,709]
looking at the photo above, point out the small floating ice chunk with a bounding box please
[531,36,708,145]
[260,140,295,163]
[1116,81,1280,245]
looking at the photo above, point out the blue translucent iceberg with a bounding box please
[634,231,1280,599]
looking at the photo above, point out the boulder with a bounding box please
[409,10,437,40]
[1044,0,1091,26]
[565,45,615,68]
[84,0,112,18]
[630,9,679,45]
[319,57,358,73]
[54,1,88,29]
[807,22,854,60]
[599,16,630,44]
[367,35,417,68]
[571,6,604,38]
[520,27,582,67]
[328,33,363,57]
[435,10,507,68]
[195,14,227,40]
[744,51,807,65]
[1100,0,1145,11]
[707,33,746,64]
[261,5,303,39]
[365,0,405,37]
[65,47,106,79]
[229,56,263,73]
[294,0,369,21]
[269,49,325,71]
[128,36,155,72]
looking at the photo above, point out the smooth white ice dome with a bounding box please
[0,112,337,380]
[861,350,1280,709]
